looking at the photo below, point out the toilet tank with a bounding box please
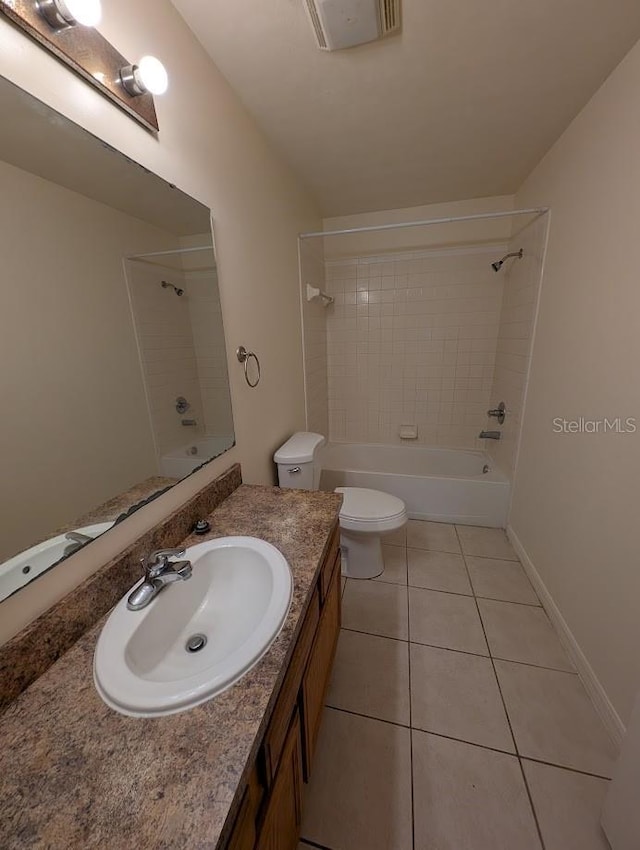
[274,432,325,490]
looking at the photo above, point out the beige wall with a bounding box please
[0,159,179,561]
[510,40,640,725]
[0,0,320,642]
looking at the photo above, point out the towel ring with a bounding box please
[236,345,261,388]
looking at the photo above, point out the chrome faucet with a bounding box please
[127,548,192,611]
[479,430,502,440]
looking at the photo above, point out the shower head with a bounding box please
[161,280,184,296]
[491,248,524,272]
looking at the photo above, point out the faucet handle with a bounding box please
[141,548,186,576]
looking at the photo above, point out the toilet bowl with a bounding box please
[274,433,407,579]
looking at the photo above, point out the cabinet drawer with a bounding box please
[263,588,320,784]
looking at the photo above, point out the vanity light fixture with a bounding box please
[120,55,168,97]
[1,0,161,131]
[36,0,101,29]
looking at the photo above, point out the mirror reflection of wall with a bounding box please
[0,76,235,604]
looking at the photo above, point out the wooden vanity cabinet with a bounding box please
[301,550,341,778]
[225,526,341,850]
[256,709,303,850]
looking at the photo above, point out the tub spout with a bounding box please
[479,430,501,440]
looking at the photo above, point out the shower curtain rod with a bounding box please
[128,245,214,259]
[299,207,549,240]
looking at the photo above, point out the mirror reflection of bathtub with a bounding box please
[160,436,236,478]
[320,442,510,527]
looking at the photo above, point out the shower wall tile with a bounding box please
[325,249,504,448]
[486,215,547,476]
[127,260,206,457]
[186,268,233,438]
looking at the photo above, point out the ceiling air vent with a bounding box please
[304,0,401,52]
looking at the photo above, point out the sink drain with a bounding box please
[186,634,207,653]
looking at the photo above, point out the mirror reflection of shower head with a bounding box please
[491,249,524,272]
[161,280,184,296]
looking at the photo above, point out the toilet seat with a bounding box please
[335,487,407,534]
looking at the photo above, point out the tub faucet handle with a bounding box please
[487,401,506,424]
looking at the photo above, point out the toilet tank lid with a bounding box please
[274,432,326,464]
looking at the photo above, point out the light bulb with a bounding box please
[136,56,168,95]
[120,56,169,98]
[58,0,101,26]
[37,0,101,28]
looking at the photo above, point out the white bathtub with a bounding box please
[320,442,510,528]
[160,435,234,479]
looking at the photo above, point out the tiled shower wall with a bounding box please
[126,259,206,457]
[186,266,234,439]
[486,214,548,475]
[324,249,506,448]
[300,237,329,436]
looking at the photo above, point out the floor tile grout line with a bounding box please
[326,698,410,730]
[323,702,613,781]
[376,570,542,608]
[518,760,547,850]
[520,754,613,782]
[405,540,416,850]
[412,723,520,758]
[340,625,580,675]
[455,524,547,850]
[341,625,409,643]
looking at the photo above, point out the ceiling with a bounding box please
[172,0,640,216]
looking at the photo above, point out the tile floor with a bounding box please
[298,520,616,850]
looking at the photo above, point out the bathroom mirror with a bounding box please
[0,75,235,604]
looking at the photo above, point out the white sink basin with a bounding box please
[93,536,293,717]
[0,521,114,602]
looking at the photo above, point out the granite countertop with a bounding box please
[0,485,341,849]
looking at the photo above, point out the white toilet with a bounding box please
[274,432,407,579]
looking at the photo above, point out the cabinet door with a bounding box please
[256,709,303,850]
[301,559,341,780]
[263,588,319,785]
[227,788,256,850]
[227,765,262,850]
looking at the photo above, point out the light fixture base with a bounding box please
[0,0,159,132]
[120,64,145,97]
[36,0,73,30]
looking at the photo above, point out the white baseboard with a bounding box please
[506,525,625,749]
